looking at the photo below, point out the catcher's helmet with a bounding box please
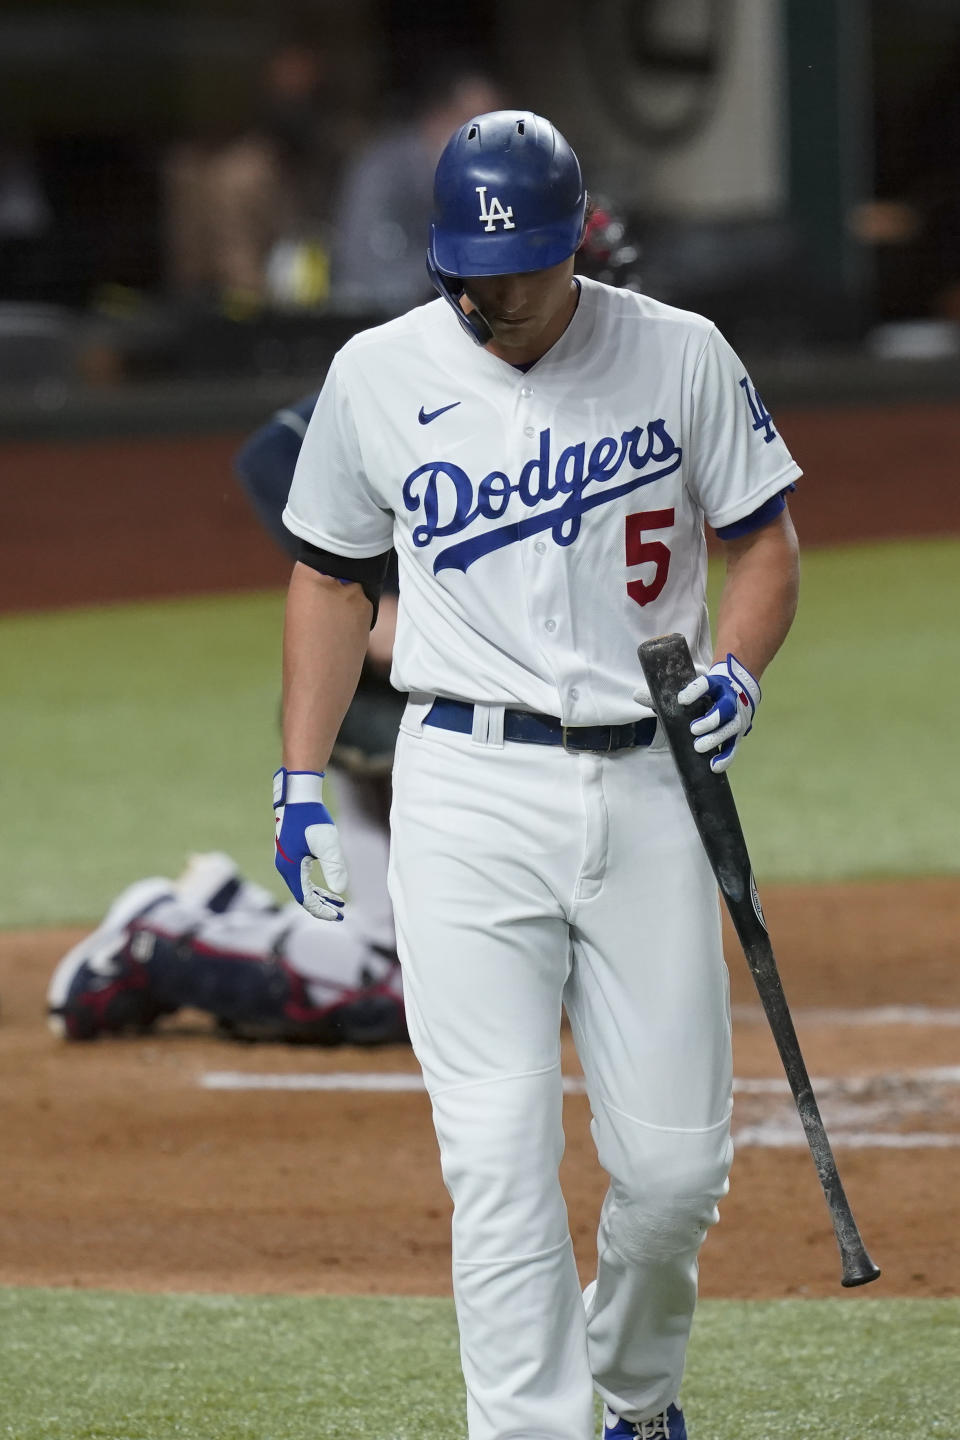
[427,111,586,343]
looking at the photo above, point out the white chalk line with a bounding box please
[733,1126,960,1150]
[732,1004,960,1027]
[202,1066,960,1095]
[734,1065,960,1093]
[204,1071,425,1093]
[200,1068,960,1149]
[202,1071,578,1094]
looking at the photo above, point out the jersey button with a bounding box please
[524,425,536,437]
[534,540,546,555]
[544,618,557,634]
[569,687,580,701]
[520,385,534,398]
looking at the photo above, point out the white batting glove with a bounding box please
[678,653,761,774]
[273,768,348,921]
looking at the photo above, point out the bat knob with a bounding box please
[841,1254,881,1287]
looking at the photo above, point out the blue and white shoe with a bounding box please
[603,1402,687,1439]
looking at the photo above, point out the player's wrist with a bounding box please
[710,653,761,709]
[273,768,326,807]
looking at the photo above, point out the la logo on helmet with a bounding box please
[476,186,515,232]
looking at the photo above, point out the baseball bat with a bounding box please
[638,632,880,1288]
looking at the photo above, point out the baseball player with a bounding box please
[278,111,803,1440]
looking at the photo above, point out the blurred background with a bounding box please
[2,0,959,916]
[2,0,960,396]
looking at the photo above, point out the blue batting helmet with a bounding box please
[426,111,586,342]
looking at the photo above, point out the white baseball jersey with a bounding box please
[283,275,801,724]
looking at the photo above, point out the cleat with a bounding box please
[47,878,176,1040]
[603,1402,687,1439]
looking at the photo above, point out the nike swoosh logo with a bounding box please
[418,401,461,425]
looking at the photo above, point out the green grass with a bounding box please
[720,537,960,882]
[0,1289,957,1439]
[1,592,286,928]
[1,537,957,927]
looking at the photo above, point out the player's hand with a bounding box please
[678,653,761,774]
[273,768,348,921]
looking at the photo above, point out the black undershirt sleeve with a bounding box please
[296,540,392,626]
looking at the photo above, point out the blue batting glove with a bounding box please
[273,768,347,921]
[678,653,761,774]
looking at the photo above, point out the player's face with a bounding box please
[462,257,578,363]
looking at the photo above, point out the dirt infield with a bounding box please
[2,879,959,1301]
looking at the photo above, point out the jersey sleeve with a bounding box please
[687,327,802,531]
[233,392,318,558]
[282,356,395,558]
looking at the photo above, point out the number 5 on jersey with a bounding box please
[625,508,674,606]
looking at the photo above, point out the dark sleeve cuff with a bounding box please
[297,540,392,626]
[714,485,794,541]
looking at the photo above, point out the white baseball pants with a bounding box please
[389,712,733,1440]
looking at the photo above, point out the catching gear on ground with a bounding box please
[47,878,180,1040]
[47,862,407,1046]
[273,768,347,920]
[427,110,586,344]
[678,652,760,774]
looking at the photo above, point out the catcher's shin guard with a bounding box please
[130,923,406,1045]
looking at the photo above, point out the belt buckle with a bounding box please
[560,724,581,753]
[561,724,613,754]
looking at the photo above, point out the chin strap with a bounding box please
[425,248,492,345]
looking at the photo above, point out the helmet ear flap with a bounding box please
[456,291,493,346]
[426,234,493,346]
[576,191,590,251]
